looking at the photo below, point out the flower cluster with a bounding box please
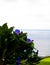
[14,29,33,43]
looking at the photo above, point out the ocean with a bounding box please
[21,29,50,57]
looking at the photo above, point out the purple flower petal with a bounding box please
[27,38,32,43]
[16,57,21,65]
[16,57,21,61]
[14,29,20,35]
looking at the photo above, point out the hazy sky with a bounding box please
[0,0,50,29]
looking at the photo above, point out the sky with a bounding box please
[0,0,50,29]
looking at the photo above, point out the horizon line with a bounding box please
[20,29,50,31]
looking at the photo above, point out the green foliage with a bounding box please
[0,23,40,65]
[37,57,50,65]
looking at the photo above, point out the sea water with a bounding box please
[21,29,50,57]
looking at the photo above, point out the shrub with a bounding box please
[0,23,40,65]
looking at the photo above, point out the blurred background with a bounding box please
[0,0,50,57]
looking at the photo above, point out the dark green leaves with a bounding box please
[0,23,39,65]
[8,26,14,34]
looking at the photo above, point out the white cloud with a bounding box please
[0,0,50,29]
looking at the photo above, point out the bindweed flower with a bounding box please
[14,29,20,35]
[17,57,21,61]
[27,38,32,43]
[16,57,21,65]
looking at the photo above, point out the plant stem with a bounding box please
[2,48,7,60]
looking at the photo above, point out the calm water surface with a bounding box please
[21,29,50,56]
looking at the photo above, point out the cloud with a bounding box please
[0,0,50,29]
[0,0,16,2]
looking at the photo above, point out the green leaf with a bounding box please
[2,23,8,31]
[19,32,27,38]
[31,42,34,48]
[0,26,2,35]
[8,26,14,34]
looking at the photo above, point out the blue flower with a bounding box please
[16,57,21,65]
[27,38,33,43]
[16,61,20,65]
[27,38,32,43]
[14,29,20,35]
[16,57,21,61]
